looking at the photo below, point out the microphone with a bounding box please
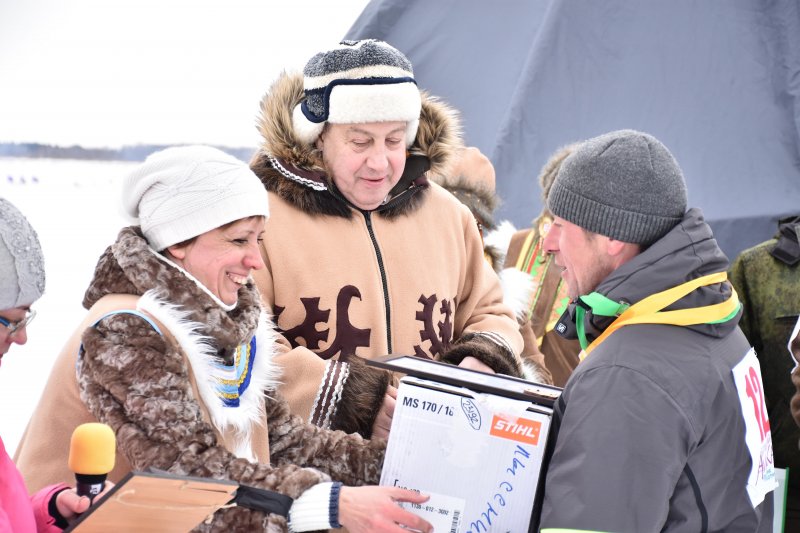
[68,422,116,503]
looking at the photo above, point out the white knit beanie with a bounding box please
[122,145,269,251]
[293,39,422,146]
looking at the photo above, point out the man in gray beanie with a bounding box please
[538,130,774,532]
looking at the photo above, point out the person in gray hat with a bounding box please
[537,130,774,532]
[0,198,45,359]
[0,198,112,531]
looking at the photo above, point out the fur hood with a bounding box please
[249,71,462,219]
[83,226,262,353]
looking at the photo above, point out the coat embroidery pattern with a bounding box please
[276,288,456,360]
[414,293,454,358]
[276,285,371,360]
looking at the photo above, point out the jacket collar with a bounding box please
[557,208,739,343]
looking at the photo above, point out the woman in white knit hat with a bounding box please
[15,146,432,532]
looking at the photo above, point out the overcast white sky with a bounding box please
[0,0,370,148]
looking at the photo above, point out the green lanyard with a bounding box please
[574,272,741,360]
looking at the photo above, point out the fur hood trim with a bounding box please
[250,71,462,219]
[499,267,535,323]
[138,291,281,460]
[483,220,517,272]
[437,176,498,231]
[521,359,549,384]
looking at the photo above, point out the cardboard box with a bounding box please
[373,357,560,533]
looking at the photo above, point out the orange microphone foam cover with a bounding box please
[68,422,116,475]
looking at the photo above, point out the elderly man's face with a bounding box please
[542,216,617,300]
[317,121,407,211]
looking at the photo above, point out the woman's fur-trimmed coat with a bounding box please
[249,72,525,438]
[14,227,385,532]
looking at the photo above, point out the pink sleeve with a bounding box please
[31,483,70,533]
[0,507,11,533]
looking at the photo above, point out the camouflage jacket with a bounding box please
[730,216,800,492]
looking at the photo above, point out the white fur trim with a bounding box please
[499,267,536,322]
[521,360,548,384]
[137,291,281,460]
[483,220,517,268]
[293,104,325,146]
[293,90,419,147]
[327,82,421,127]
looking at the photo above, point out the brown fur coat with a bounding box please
[19,227,385,532]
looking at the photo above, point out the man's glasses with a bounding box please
[0,309,36,337]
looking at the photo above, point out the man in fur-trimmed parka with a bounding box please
[250,40,524,440]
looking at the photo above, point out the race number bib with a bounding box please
[732,348,777,507]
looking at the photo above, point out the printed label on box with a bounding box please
[396,490,465,533]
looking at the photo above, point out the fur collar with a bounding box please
[137,292,280,460]
[82,227,279,459]
[249,71,462,219]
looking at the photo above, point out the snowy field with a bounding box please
[0,157,135,455]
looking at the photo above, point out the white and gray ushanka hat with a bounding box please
[292,39,423,147]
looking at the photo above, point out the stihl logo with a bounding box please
[490,416,542,445]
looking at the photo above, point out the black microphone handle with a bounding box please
[75,473,107,503]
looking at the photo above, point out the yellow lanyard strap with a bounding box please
[581,272,740,360]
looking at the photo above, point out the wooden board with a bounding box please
[66,471,238,532]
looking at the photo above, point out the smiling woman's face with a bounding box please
[167,216,266,305]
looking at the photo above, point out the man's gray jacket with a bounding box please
[540,208,774,532]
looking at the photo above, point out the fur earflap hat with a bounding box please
[0,199,45,309]
[122,145,269,251]
[548,130,687,245]
[293,39,422,147]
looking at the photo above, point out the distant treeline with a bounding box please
[0,142,257,163]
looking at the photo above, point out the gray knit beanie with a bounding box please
[293,39,422,147]
[547,129,687,245]
[0,199,45,309]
